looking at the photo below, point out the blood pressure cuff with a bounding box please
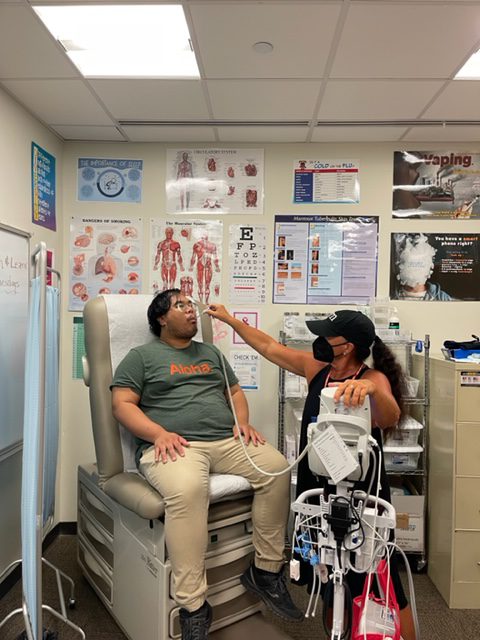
[444,335,480,351]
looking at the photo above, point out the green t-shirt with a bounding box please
[111,340,239,464]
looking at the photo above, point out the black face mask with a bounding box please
[312,337,349,363]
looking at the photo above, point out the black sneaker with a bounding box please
[241,564,304,622]
[179,601,213,640]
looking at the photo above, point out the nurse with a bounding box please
[206,305,417,640]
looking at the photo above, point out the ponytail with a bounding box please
[371,336,406,420]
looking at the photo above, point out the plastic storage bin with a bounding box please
[383,444,423,472]
[385,416,423,447]
[405,376,420,397]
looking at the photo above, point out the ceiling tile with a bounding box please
[190,3,342,79]
[422,80,480,120]
[1,79,113,125]
[89,79,210,121]
[318,80,444,120]
[208,79,320,120]
[0,6,78,79]
[311,126,409,143]
[217,126,309,142]
[331,3,480,79]
[403,125,480,142]
[121,126,216,142]
[51,125,125,141]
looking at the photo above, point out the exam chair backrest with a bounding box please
[82,294,213,519]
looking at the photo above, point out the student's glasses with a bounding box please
[172,300,197,313]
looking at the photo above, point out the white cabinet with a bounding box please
[428,357,480,608]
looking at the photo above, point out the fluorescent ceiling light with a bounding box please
[33,5,199,78]
[455,49,480,79]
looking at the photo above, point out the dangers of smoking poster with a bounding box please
[393,150,480,219]
[390,233,480,301]
[69,216,143,311]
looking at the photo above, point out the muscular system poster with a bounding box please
[165,148,264,214]
[150,219,223,305]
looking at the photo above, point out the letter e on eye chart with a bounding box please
[232,311,259,345]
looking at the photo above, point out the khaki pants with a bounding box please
[139,437,290,611]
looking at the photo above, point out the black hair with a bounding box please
[147,288,181,337]
[370,336,407,420]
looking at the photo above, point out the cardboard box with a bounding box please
[392,495,425,553]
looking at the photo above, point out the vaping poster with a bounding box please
[69,216,143,311]
[165,148,264,214]
[32,142,56,231]
[77,158,143,203]
[390,233,480,301]
[229,224,267,304]
[393,150,480,219]
[150,218,223,305]
[273,215,378,305]
[293,159,360,204]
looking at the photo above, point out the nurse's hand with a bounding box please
[329,378,376,408]
[154,429,190,463]
[205,303,233,324]
[234,423,266,446]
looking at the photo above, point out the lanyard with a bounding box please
[324,363,364,388]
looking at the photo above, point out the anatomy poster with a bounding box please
[150,218,223,305]
[69,216,143,311]
[229,224,267,304]
[77,158,143,203]
[293,159,360,204]
[273,215,378,305]
[165,148,264,214]
[390,232,480,301]
[393,150,480,219]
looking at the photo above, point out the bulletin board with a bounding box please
[0,223,30,458]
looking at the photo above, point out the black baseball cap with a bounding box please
[306,310,375,349]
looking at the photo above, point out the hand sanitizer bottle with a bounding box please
[388,307,400,336]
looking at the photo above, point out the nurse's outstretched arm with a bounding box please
[206,303,316,378]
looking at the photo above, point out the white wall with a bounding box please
[0,86,63,573]
[58,140,480,522]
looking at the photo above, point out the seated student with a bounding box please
[111,289,303,640]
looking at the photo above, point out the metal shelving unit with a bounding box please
[277,330,431,569]
[383,335,430,570]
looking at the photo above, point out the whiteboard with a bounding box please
[0,224,30,457]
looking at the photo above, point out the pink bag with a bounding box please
[352,560,401,640]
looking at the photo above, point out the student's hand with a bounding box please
[154,430,190,463]
[329,378,377,408]
[234,423,266,446]
[205,303,232,324]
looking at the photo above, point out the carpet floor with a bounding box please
[0,535,479,639]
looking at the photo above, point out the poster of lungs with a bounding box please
[69,216,143,311]
[77,158,143,203]
[150,218,223,305]
[393,150,480,219]
[390,233,480,301]
[165,148,264,214]
[229,225,267,304]
[273,215,378,305]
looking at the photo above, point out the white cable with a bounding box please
[221,352,313,477]
[305,565,317,618]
